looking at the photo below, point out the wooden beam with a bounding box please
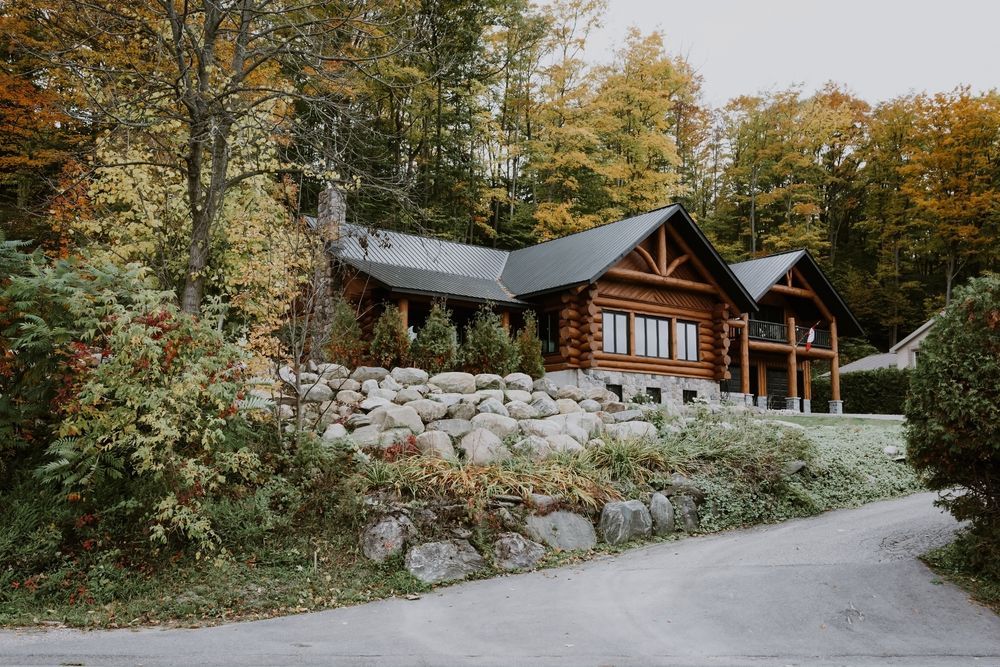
[803,361,812,400]
[664,253,689,277]
[665,225,739,311]
[605,267,719,295]
[740,313,750,394]
[758,362,767,396]
[748,339,836,359]
[397,297,409,330]
[791,267,835,321]
[657,225,667,274]
[595,296,712,320]
[500,310,510,331]
[830,318,841,402]
[632,246,661,275]
[787,316,798,399]
[770,284,815,299]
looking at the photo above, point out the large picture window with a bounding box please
[676,320,699,361]
[635,315,670,358]
[602,311,628,355]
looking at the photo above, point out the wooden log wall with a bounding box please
[557,284,599,369]
[711,303,732,381]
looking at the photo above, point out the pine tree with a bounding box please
[326,298,367,368]
[410,302,458,374]
[515,311,545,378]
[370,304,410,369]
[460,306,521,375]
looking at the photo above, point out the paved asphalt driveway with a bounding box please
[3,492,999,666]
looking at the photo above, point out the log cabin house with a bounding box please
[318,189,861,413]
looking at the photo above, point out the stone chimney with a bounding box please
[316,183,345,246]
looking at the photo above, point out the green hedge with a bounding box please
[811,366,912,414]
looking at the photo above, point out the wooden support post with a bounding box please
[501,310,510,331]
[740,313,750,395]
[397,297,409,330]
[657,225,667,275]
[787,316,798,398]
[803,361,812,400]
[758,363,767,396]
[830,318,841,401]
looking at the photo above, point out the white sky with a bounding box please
[583,0,999,105]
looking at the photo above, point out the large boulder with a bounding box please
[579,399,601,413]
[672,495,700,532]
[358,379,378,394]
[299,383,334,403]
[394,387,423,404]
[524,511,597,551]
[459,428,510,465]
[429,372,477,394]
[513,435,551,461]
[336,389,365,405]
[380,375,403,392]
[415,431,456,459]
[390,367,429,386]
[504,389,533,404]
[406,398,449,423]
[369,405,425,434]
[649,492,675,536]
[350,424,382,447]
[556,385,585,402]
[493,533,546,571]
[605,421,658,441]
[379,428,412,447]
[505,400,538,420]
[475,373,505,390]
[426,419,474,440]
[533,377,559,397]
[599,500,652,545]
[351,366,390,383]
[556,398,583,414]
[545,434,584,455]
[429,393,466,407]
[503,373,533,392]
[361,515,415,562]
[447,402,477,421]
[317,363,350,380]
[471,413,519,439]
[368,388,397,402]
[359,396,392,411]
[530,394,560,418]
[613,409,645,422]
[322,423,348,441]
[476,397,509,416]
[519,419,562,438]
[405,540,486,584]
[474,389,504,403]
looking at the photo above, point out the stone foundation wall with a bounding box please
[547,368,720,406]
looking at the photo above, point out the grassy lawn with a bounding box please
[0,411,924,629]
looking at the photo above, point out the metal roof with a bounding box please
[838,352,898,374]
[729,249,864,337]
[889,316,937,353]
[339,259,523,305]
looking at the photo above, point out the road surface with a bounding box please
[3,492,999,666]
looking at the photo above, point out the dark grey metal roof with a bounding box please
[340,259,523,305]
[729,249,864,336]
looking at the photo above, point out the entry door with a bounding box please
[766,367,788,408]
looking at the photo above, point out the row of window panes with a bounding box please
[602,311,699,361]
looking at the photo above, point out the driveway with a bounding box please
[3,492,999,666]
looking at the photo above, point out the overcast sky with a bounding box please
[582,0,998,105]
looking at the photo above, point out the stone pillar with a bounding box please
[744,393,754,408]
[756,395,769,410]
[802,398,812,414]
[829,400,844,414]
[785,396,801,412]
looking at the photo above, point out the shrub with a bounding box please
[906,275,1000,572]
[460,305,520,375]
[369,304,410,368]
[811,366,911,414]
[515,310,545,378]
[326,297,366,367]
[409,301,458,373]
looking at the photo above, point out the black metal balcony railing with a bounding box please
[737,319,832,349]
[795,325,832,349]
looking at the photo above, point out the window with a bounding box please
[539,311,558,355]
[683,389,698,404]
[606,383,623,400]
[602,311,629,355]
[645,387,662,403]
[635,315,670,358]
[676,320,699,361]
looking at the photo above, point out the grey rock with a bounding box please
[331,378,362,393]
[447,402,477,420]
[380,375,403,392]
[476,398,509,417]
[406,399,449,423]
[278,365,297,386]
[415,431,456,459]
[519,419,562,438]
[346,413,371,428]
[493,532,546,571]
[883,445,900,456]
[604,401,627,413]
[429,372,477,394]
[513,435,551,461]
[556,398,583,414]
[585,438,606,449]
[475,373,505,390]
[579,399,601,413]
[359,396,392,411]
[605,421,658,441]
[613,409,645,422]
[783,460,807,476]
[556,385,585,402]
[336,389,365,405]
[369,405,425,434]
[504,389,533,403]
[659,473,705,503]
[298,372,321,384]
[378,428,412,447]
[528,494,560,512]
[361,515,415,562]
[600,500,653,545]
[430,393,466,407]
[672,495,700,532]
[426,419,474,440]
[459,428,511,465]
[505,400,538,420]
[322,423,348,441]
[395,387,423,404]
[316,363,350,379]
[405,539,485,584]
[524,511,597,551]
[390,367,429,386]
[350,424,382,447]
[368,388,397,402]
[473,389,504,403]
[545,434,584,455]
[470,413,519,439]
[649,492,675,536]
[532,377,560,397]
[584,385,610,401]
[503,373,533,391]
[351,366,390,383]
[299,382,334,403]
[361,379,380,395]
[530,394,560,418]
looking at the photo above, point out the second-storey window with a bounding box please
[602,311,628,354]
[676,320,699,361]
[635,315,670,358]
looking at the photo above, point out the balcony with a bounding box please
[739,319,832,349]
